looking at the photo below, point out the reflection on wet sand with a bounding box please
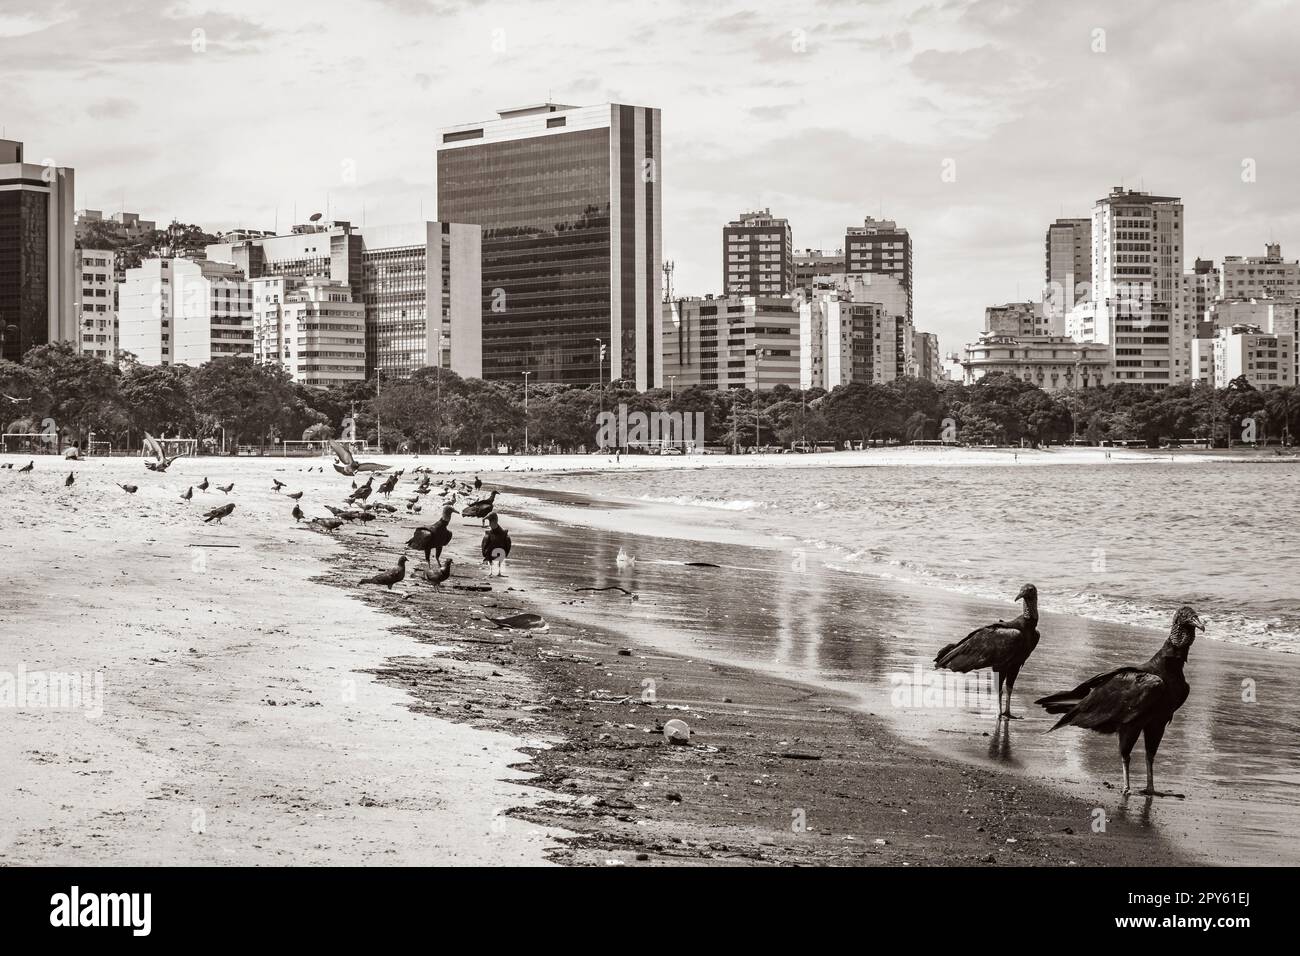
[513,505,1300,866]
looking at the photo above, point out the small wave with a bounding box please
[635,494,762,511]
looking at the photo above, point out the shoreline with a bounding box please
[322,498,1185,866]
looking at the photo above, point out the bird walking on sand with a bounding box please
[419,557,453,586]
[473,474,482,490]
[287,490,303,501]
[18,460,33,474]
[118,483,138,494]
[346,476,374,504]
[272,479,286,492]
[462,489,498,525]
[65,471,75,488]
[359,554,407,590]
[202,503,236,524]
[216,482,234,494]
[198,477,209,492]
[406,505,457,564]
[292,503,304,522]
[377,473,399,498]
[481,512,511,577]
[1037,606,1203,797]
[310,516,343,532]
[934,584,1040,720]
[180,486,193,501]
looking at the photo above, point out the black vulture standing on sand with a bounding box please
[934,583,1040,719]
[462,490,498,524]
[359,555,407,590]
[1036,606,1203,797]
[203,503,236,524]
[481,512,511,577]
[406,505,456,564]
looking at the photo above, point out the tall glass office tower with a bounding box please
[436,102,662,390]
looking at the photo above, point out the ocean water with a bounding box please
[525,461,1300,654]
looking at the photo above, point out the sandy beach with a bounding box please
[0,453,565,865]
[2,447,1247,866]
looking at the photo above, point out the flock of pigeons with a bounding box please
[935,584,1204,797]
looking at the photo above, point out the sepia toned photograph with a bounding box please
[0,0,1289,938]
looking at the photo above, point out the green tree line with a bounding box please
[2,343,1297,453]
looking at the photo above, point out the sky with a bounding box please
[3,0,1299,355]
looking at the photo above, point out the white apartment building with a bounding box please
[252,277,365,386]
[75,248,116,362]
[1192,324,1295,390]
[799,277,914,388]
[1069,187,1185,387]
[118,257,253,366]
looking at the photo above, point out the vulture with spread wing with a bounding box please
[1037,606,1202,797]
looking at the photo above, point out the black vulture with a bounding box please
[1036,606,1203,797]
[934,583,1040,719]
[406,505,456,563]
[481,512,512,577]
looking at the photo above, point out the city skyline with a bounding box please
[4,0,1299,354]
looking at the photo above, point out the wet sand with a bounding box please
[505,486,1300,866]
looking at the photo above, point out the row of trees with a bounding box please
[2,343,1297,454]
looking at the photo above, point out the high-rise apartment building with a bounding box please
[799,276,914,387]
[118,257,253,366]
[359,222,482,379]
[251,276,365,386]
[913,330,942,384]
[1069,187,1184,387]
[1220,243,1300,300]
[437,102,662,389]
[844,217,912,321]
[1192,324,1295,390]
[208,220,482,379]
[1044,217,1091,330]
[662,295,798,391]
[723,209,793,296]
[793,248,843,291]
[0,139,77,362]
[75,248,116,363]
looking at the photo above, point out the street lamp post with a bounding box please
[375,371,382,453]
[522,370,531,454]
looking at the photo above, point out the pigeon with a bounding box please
[180,486,193,501]
[272,479,286,492]
[18,460,33,473]
[64,471,75,488]
[292,503,304,522]
[217,482,234,494]
[419,558,453,586]
[358,555,407,590]
[198,477,209,492]
[287,490,303,501]
[202,503,236,524]
[310,517,343,532]
[329,439,390,477]
[118,483,138,494]
[142,433,184,472]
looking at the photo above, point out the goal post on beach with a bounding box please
[281,439,370,457]
[155,438,198,458]
[87,440,112,457]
